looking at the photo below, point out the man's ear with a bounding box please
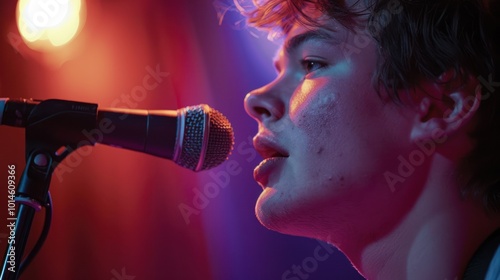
[410,71,482,144]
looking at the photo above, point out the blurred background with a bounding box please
[0,0,364,279]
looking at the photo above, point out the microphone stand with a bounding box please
[1,99,98,280]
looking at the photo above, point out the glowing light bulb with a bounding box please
[17,0,85,49]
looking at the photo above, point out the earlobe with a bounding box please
[410,96,446,143]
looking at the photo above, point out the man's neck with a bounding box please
[345,157,500,279]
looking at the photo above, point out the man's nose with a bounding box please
[244,83,285,124]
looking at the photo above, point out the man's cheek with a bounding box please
[289,80,336,120]
[290,92,338,134]
[289,81,315,117]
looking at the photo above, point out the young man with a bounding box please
[242,0,500,278]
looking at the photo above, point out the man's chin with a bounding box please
[255,188,290,232]
[255,188,313,237]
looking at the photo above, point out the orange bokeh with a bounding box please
[17,0,86,51]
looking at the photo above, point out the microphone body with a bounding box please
[96,108,178,164]
[0,98,234,171]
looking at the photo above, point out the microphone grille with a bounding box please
[176,105,234,171]
[201,107,234,170]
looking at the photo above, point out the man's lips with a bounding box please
[253,135,289,187]
[253,157,287,188]
[253,135,289,159]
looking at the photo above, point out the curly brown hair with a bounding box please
[240,0,500,212]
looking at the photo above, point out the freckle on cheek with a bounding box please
[316,147,324,154]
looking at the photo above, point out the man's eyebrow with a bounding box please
[284,29,338,55]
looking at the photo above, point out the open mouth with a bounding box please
[253,135,289,160]
[252,135,289,188]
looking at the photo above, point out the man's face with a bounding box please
[244,16,423,243]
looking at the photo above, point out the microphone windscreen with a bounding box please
[175,105,234,171]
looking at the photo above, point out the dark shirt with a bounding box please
[464,229,500,279]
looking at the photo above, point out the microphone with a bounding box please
[0,98,234,171]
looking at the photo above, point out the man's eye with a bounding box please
[301,59,327,74]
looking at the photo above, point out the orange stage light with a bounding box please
[17,0,86,51]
